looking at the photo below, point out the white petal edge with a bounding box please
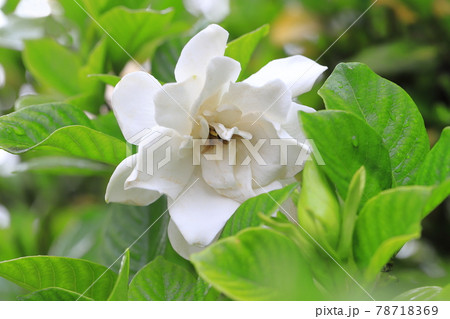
[105,154,161,206]
[112,71,161,143]
[124,127,195,201]
[224,79,291,123]
[174,24,229,83]
[168,176,240,246]
[244,55,327,97]
[167,220,207,260]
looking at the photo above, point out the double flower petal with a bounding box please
[106,24,327,258]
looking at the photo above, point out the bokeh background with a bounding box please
[0,0,449,300]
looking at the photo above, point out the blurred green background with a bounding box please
[0,0,449,300]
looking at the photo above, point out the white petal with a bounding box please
[192,56,241,116]
[169,176,240,246]
[167,220,206,260]
[105,155,161,206]
[224,80,291,123]
[237,115,287,186]
[125,127,195,200]
[112,71,161,143]
[183,0,230,22]
[244,56,327,97]
[154,77,200,136]
[201,143,255,202]
[174,24,229,82]
[282,102,315,140]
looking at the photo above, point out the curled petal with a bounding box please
[244,55,327,97]
[105,155,161,206]
[224,80,291,124]
[167,220,207,260]
[174,24,229,82]
[201,143,255,202]
[112,72,161,143]
[192,56,241,117]
[154,77,201,136]
[125,127,195,201]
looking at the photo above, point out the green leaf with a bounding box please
[17,156,111,176]
[350,41,438,76]
[0,256,117,300]
[0,103,92,153]
[194,277,221,301]
[416,127,450,186]
[99,7,174,66]
[338,166,366,259]
[300,110,392,204]
[19,287,94,301]
[225,24,269,78]
[354,186,433,281]
[100,198,169,276]
[23,39,82,96]
[92,111,124,140]
[298,160,341,250]
[192,228,321,301]
[220,183,297,238]
[26,125,127,166]
[128,256,196,301]
[151,37,186,83]
[14,95,58,110]
[87,74,121,87]
[394,286,443,301]
[436,284,450,301]
[108,250,130,301]
[318,63,429,186]
[1,0,21,14]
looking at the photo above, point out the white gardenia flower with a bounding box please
[106,24,327,259]
[183,0,230,22]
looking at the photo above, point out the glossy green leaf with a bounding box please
[128,256,196,301]
[354,186,433,281]
[23,39,82,96]
[19,287,94,301]
[300,110,392,204]
[0,103,92,153]
[319,63,429,186]
[100,198,169,276]
[225,24,269,78]
[298,160,341,250]
[26,125,127,166]
[394,286,443,301]
[99,7,174,66]
[416,127,450,186]
[0,256,117,300]
[108,250,130,301]
[220,183,298,238]
[192,228,321,301]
